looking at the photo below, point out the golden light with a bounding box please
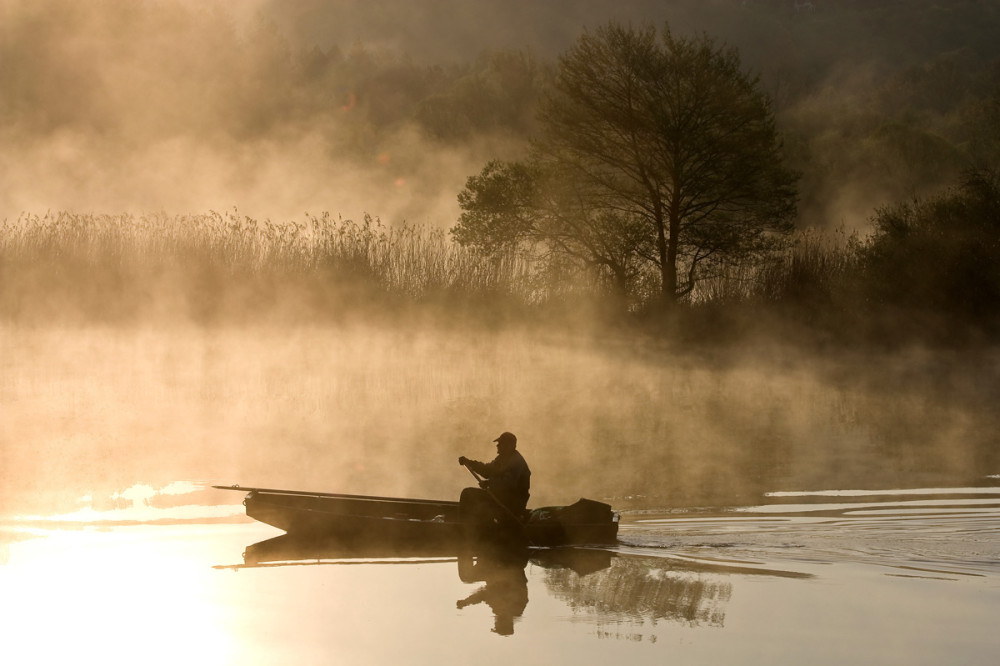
[0,526,235,664]
[0,484,253,664]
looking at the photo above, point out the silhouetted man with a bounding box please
[458,431,531,526]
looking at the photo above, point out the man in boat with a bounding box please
[458,431,531,528]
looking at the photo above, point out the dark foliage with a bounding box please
[861,169,1000,335]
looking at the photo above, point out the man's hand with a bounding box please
[458,456,469,466]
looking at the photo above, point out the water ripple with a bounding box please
[618,487,1000,579]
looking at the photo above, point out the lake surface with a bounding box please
[2,323,999,663]
[2,483,999,665]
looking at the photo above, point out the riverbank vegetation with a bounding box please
[3,1,1000,348]
[3,166,997,348]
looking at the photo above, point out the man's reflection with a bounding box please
[456,546,529,636]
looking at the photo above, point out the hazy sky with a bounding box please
[2,0,995,226]
[0,0,794,223]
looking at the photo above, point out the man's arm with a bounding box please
[458,456,503,479]
[458,456,492,478]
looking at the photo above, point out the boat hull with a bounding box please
[217,486,619,548]
[246,489,463,545]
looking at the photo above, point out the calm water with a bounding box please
[2,483,999,665]
[2,324,1000,663]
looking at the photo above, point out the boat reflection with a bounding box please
[222,535,807,637]
[238,533,461,566]
[233,533,614,571]
[225,534,617,635]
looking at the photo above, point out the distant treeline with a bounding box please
[3,166,998,345]
[3,0,1000,226]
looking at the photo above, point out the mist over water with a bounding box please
[2,0,998,528]
[3,322,998,519]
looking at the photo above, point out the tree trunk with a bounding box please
[658,202,680,308]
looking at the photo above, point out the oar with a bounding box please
[462,464,535,546]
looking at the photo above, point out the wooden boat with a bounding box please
[214,485,619,548]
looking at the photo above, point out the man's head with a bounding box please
[494,431,517,454]
[493,614,515,636]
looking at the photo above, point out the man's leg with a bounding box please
[459,487,498,525]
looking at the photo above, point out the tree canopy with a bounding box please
[453,22,798,308]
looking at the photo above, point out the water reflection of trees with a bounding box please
[542,554,732,629]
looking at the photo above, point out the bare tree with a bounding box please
[454,22,798,309]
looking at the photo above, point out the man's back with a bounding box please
[485,449,530,513]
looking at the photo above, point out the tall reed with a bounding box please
[694,230,861,309]
[0,210,546,322]
[0,211,866,331]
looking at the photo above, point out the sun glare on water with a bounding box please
[0,484,255,665]
[0,528,237,664]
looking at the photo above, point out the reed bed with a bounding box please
[694,230,862,309]
[0,211,865,330]
[0,210,553,323]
